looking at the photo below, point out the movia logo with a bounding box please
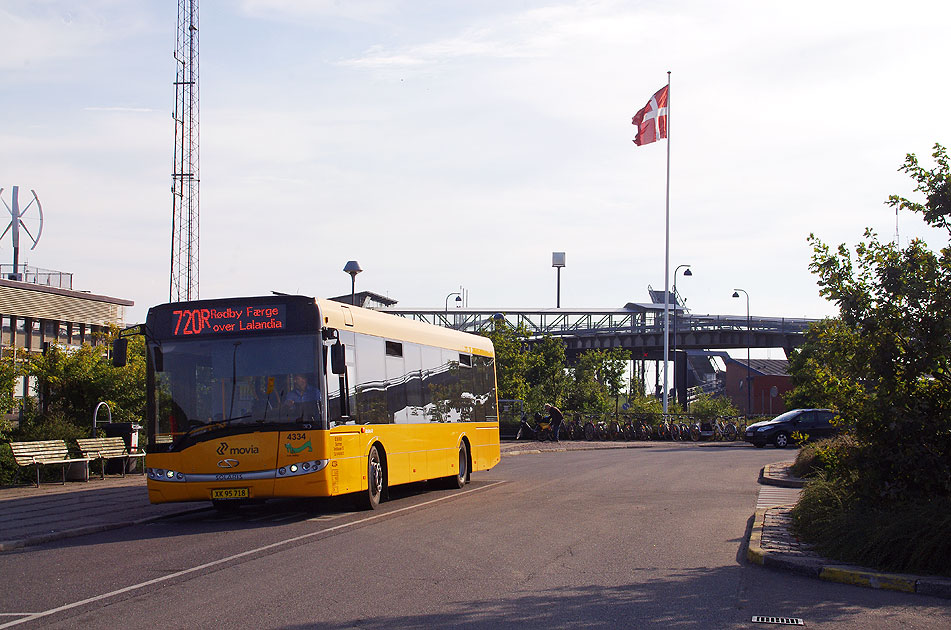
[216,442,260,456]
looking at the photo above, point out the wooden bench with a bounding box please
[76,437,147,479]
[10,440,94,487]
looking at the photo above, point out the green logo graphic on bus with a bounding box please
[285,440,312,455]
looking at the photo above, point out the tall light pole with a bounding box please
[551,252,566,308]
[732,288,751,418]
[344,260,362,305]
[672,265,692,405]
[445,292,462,313]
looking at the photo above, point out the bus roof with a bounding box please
[145,295,494,357]
[317,298,495,357]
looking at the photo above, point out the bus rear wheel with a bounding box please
[359,445,384,510]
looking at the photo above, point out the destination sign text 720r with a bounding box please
[172,305,286,336]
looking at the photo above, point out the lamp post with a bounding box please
[445,292,462,313]
[671,265,692,405]
[343,260,362,305]
[552,252,565,308]
[732,288,751,418]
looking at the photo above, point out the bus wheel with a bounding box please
[442,441,469,489]
[359,445,384,510]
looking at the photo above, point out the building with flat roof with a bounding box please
[0,266,133,398]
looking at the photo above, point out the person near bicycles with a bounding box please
[545,403,564,442]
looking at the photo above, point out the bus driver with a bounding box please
[286,373,319,405]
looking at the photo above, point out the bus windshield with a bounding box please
[152,333,322,446]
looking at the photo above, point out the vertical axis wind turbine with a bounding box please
[170,0,200,302]
[0,186,44,274]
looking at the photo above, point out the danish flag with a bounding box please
[632,85,668,146]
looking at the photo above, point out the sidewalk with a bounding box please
[0,474,205,551]
[749,461,951,600]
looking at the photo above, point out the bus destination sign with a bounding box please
[172,305,286,336]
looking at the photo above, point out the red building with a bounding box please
[725,358,791,418]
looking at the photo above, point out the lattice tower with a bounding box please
[170,0,200,301]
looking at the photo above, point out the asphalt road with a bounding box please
[0,445,948,629]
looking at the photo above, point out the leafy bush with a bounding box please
[0,404,90,485]
[790,433,858,478]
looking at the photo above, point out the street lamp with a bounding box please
[552,252,565,308]
[445,292,462,313]
[343,260,362,305]
[672,265,692,405]
[732,288,751,418]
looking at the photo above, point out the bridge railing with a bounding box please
[383,308,816,338]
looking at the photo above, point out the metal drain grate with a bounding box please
[752,616,805,626]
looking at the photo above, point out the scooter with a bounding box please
[516,413,555,441]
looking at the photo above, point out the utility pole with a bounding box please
[170,0,200,302]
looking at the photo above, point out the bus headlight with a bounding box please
[277,460,328,478]
[148,467,187,482]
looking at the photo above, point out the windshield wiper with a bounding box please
[173,415,252,447]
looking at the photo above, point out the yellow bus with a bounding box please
[115,295,500,510]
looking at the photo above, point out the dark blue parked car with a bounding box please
[743,409,838,448]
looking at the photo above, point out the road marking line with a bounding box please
[306,513,348,522]
[0,481,506,629]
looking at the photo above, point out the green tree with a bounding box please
[0,351,20,414]
[565,350,609,414]
[785,318,866,412]
[805,143,951,501]
[524,335,568,412]
[26,332,146,431]
[601,348,630,417]
[481,319,529,403]
[689,393,738,421]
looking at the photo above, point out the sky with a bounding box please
[2,0,950,329]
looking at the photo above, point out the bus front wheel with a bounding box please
[359,445,384,510]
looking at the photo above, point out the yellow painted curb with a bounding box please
[746,508,767,565]
[819,565,917,593]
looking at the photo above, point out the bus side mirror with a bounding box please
[331,342,346,375]
[112,338,128,367]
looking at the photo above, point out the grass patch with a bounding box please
[792,476,951,577]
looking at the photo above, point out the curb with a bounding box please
[501,443,652,457]
[760,463,805,488]
[747,507,951,600]
[0,506,209,553]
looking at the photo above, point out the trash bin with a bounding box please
[66,460,89,482]
[103,422,144,474]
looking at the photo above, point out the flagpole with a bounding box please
[662,70,671,415]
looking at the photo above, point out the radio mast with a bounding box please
[170,0,200,302]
